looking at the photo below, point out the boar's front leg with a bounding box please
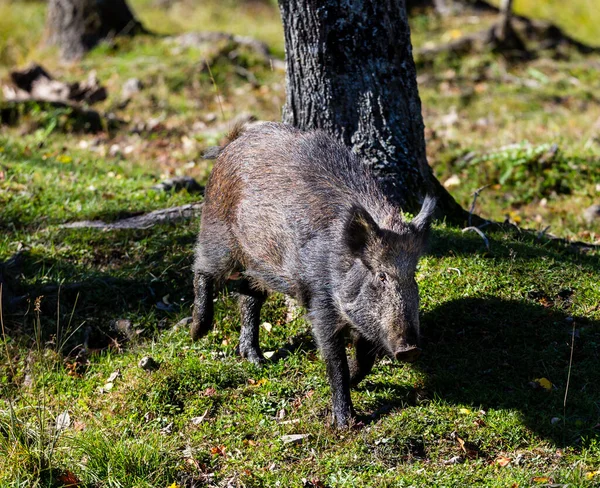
[191,271,214,341]
[349,336,377,387]
[237,280,267,364]
[311,307,353,427]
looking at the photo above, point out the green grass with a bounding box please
[511,0,599,47]
[1,0,600,486]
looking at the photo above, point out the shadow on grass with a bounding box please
[0,245,194,350]
[429,225,600,267]
[2,225,598,449]
[417,296,600,448]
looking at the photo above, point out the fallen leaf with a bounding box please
[586,470,600,480]
[57,154,73,164]
[57,470,80,487]
[443,455,463,465]
[280,434,310,445]
[186,456,203,471]
[456,435,466,452]
[302,478,326,488]
[65,361,83,378]
[459,408,471,415]
[443,174,461,189]
[496,456,511,467]
[261,322,272,333]
[106,370,121,383]
[203,387,217,397]
[279,418,301,425]
[531,476,552,483]
[533,378,553,391]
[191,409,209,425]
[210,445,226,456]
[56,411,71,432]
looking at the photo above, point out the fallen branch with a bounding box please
[60,203,203,230]
[3,64,107,105]
[1,64,113,133]
[462,226,491,250]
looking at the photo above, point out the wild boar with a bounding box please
[191,122,435,427]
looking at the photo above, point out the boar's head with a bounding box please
[334,196,436,363]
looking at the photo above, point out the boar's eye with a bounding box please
[376,271,387,283]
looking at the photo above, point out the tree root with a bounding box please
[416,8,599,63]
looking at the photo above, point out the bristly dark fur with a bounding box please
[191,122,435,427]
[202,121,248,160]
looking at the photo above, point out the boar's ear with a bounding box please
[410,195,437,240]
[343,205,380,258]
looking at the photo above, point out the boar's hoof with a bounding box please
[236,345,266,365]
[394,347,422,363]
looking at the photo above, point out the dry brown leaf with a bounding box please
[56,470,80,487]
[532,476,552,483]
[210,445,226,456]
[496,456,511,467]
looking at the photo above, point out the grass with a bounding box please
[0,0,600,486]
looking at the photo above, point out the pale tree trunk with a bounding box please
[278,0,466,220]
[46,0,145,60]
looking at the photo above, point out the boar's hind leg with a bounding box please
[349,336,377,387]
[236,280,267,364]
[191,271,215,341]
[311,309,354,427]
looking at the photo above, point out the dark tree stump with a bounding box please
[46,0,145,60]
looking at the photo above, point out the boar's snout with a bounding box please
[394,346,422,363]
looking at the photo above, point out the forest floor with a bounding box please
[0,0,599,486]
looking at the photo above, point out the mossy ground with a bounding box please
[0,1,599,486]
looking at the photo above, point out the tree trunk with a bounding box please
[277,0,467,221]
[46,0,145,60]
[496,0,514,41]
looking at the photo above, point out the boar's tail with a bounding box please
[202,121,248,159]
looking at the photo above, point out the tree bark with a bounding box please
[46,0,145,60]
[278,0,467,221]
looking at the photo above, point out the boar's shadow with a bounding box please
[413,295,600,448]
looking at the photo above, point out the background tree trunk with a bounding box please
[46,0,145,60]
[278,0,466,221]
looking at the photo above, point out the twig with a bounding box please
[462,226,490,250]
[205,60,225,122]
[563,320,576,443]
[0,284,16,380]
[468,185,490,227]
